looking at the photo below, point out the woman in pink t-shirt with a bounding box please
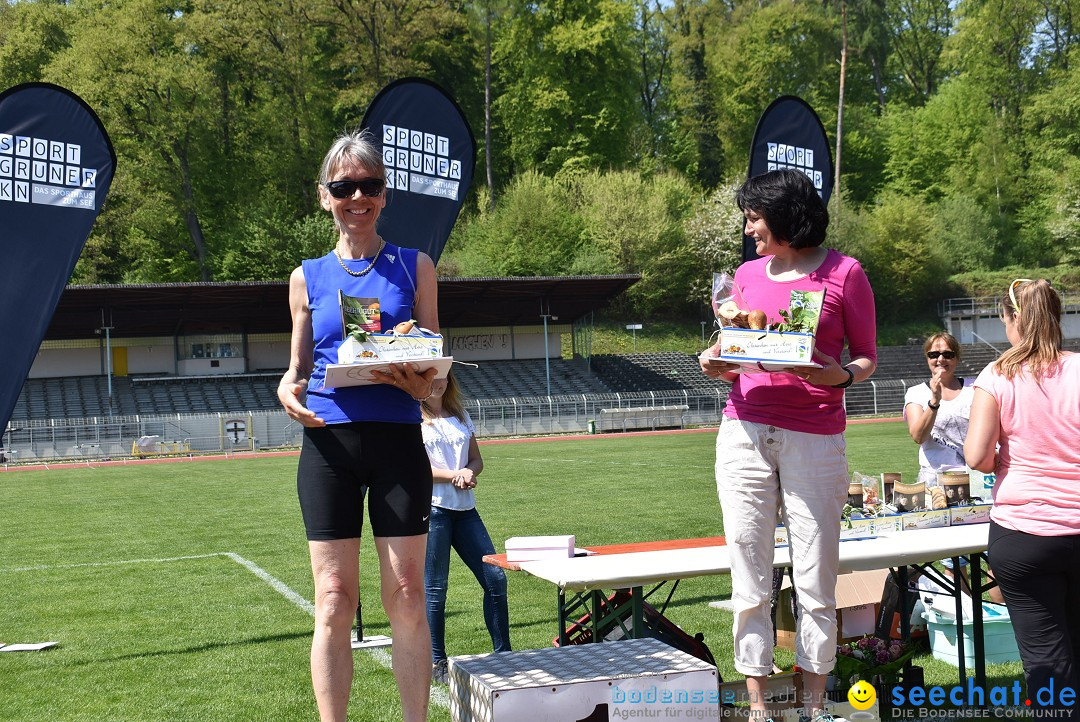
[700,169,877,722]
[965,279,1080,707]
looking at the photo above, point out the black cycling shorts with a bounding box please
[296,422,433,540]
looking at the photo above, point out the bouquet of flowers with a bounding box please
[833,635,917,688]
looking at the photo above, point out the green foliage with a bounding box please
[859,191,949,322]
[0,0,73,85]
[835,105,889,206]
[576,170,697,316]
[3,0,1077,323]
[774,304,818,334]
[931,195,1000,272]
[684,182,744,305]
[948,264,1080,298]
[449,169,700,316]
[495,0,639,175]
[886,0,953,102]
[711,1,839,168]
[217,214,335,282]
[882,77,994,201]
[665,0,725,186]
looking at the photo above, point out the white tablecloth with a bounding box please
[518,524,989,592]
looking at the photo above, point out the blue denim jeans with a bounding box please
[425,506,511,662]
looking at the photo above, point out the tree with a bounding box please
[629,0,672,165]
[450,171,586,275]
[494,0,639,175]
[858,191,948,321]
[0,0,74,86]
[685,182,744,306]
[886,0,953,103]
[945,0,1039,119]
[49,0,219,281]
[666,0,724,186]
[710,1,840,174]
[1017,53,1080,266]
[320,0,476,118]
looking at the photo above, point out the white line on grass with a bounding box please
[223,552,315,616]
[0,552,452,712]
[0,552,224,573]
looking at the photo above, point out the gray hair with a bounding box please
[318,129,386,185]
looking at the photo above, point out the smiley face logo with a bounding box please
[848,680,877,710]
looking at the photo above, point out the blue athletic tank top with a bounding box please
[303,243,422,425]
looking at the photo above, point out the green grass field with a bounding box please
[0,422,1022,721]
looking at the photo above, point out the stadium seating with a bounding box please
[591,352,728,393]
[8,341,1079,423]
[452,358,612,399]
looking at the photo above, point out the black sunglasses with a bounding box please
[927,351,956,360]
[324,178,385,199]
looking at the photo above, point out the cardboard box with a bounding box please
[338,331,443,364]
[873,516,904,533]
[449,638,718,722]
[839,517,878,539]
[775,568,889,650]
[898,509,951,530]
[948,503,992,525]
[504,535,575,563]
[719,327,816,368]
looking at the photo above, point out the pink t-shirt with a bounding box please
[723,249,877,435]
[975,353,1080,536]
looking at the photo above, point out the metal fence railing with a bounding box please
[3,381,933,465]
[940,292,1080,317]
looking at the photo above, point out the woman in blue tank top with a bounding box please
[277,129,439,722]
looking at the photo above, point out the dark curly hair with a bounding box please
[735,169,829,249]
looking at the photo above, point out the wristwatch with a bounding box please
[832,366,855,389]
[927,400,940,410]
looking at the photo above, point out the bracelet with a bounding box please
[831,366,855,389]
[413,387,434,403]
[927,400,940,410]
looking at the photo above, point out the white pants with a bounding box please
[715,418,848,677]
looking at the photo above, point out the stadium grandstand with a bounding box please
[4,279,1078,463]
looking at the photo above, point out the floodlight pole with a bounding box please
[100,309,114,418]
[541,312,552,397]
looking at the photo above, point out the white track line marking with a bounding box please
[0,552,452,711]
[0,553,223,573]
[223,552,316,616]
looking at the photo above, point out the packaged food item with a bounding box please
[893,481,926,512]
[938,470,971,507]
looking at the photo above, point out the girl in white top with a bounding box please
[421,370,510,684]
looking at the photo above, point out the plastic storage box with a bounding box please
[923,603,1020,667]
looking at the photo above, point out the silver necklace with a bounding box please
[334,239,385,278]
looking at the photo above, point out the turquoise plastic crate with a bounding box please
[923,603,1020,667]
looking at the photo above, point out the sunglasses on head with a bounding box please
[1008,278,1034,315]
[927,351,956,360]
[324,178,385,199]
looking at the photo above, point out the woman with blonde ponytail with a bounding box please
[965,279,1080,708]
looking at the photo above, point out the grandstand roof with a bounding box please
[45,275,640,340]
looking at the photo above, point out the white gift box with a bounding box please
[324,330,451,389]
[505,535,576,563]
[717,327,817,368]
[337,331,443,364]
